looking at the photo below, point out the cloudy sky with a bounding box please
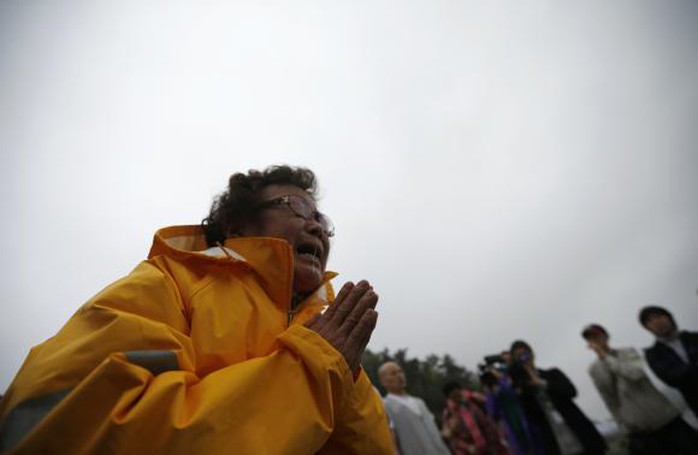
[2,1,697,421]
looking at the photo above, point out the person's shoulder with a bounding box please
[680,330,698,341]
[615,346,640,357]
[541,366,568,379]
[383,393,403,404]
[382,394,398,408]
[384,394,414,413]
[643,340,664,355]
[412,395,427,406]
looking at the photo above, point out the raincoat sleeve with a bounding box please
[317,371,394,454]
[0,260,384,454]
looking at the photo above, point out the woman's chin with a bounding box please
[293,264,324,296]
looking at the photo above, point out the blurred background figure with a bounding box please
[582,323,698,454]
[639,306,698,418]
[374,385,402,455]
[509,340,607,455]
[440,380,509,454]
[379,361,450,455]
[480,352,535,455]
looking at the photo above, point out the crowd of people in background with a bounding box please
[378,305,698,455]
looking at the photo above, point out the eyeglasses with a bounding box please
[256,194,335,237]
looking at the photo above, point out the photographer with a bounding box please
[509,341,606,455]
[479,353,533,455]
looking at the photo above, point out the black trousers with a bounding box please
[628,417,698,455]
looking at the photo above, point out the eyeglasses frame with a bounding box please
[255,194,335,237]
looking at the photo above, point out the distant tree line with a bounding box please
[362,348,480,417]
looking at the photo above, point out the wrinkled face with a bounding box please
[238,184,331,295]
[379,362,406,394]
[645,313,675,338]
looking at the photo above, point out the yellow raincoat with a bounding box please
[0,226,393,454]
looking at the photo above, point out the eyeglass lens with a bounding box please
[288,196,334,236]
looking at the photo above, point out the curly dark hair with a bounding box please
[202,165,318,246]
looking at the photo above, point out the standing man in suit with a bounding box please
[640,306,698,416]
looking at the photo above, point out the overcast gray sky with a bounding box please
[2,1,697,421]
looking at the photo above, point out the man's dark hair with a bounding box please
[510,340,532,354]
[639,305,677,330]
[581,324,608,340]
[442,381,462,397]
[202,165,318,246]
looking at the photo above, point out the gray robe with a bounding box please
[383,394,450,455]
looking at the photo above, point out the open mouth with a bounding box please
[296,243,323,266]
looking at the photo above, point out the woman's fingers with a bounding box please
[331,280,370,325]
[344,309,379,367]
[339,288,378,335]
[323,281,354,320]
[306,279,379,373]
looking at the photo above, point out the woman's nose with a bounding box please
[304,216,328,239]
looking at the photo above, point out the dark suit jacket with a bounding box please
[644,330,698,415]
[514,367,606,455]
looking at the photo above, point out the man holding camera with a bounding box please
[509,340,606,455]
[479,352,534,455]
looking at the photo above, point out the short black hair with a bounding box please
[581,324,608,340]
[202,165,318,246]
[639,306,676,329]
[442,381,462,397]
[510,340,532,353]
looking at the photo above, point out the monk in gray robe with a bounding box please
[379,361,451,455]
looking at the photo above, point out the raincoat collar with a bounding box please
[148,225,336,310]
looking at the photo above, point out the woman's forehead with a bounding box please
[260,183,313,202]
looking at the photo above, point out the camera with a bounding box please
[478,354,508,387]
[516,352,532,364]
[483,354,504,365]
